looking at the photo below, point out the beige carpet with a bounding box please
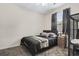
[0,46,68,56]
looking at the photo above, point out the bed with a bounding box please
[21,31,57,55]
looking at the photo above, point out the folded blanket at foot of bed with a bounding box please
[33,36,49,49]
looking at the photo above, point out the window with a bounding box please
[57,11,63,33]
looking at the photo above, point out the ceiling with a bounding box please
[16,3,64,14]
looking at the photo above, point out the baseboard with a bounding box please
[0,44,20,50]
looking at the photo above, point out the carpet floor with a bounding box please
[0,46,68,56]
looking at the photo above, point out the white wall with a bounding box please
[0,4,44,50]
[43,14,51,30]
[44,3,79,30]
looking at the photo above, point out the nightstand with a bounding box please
[58,34,66,49]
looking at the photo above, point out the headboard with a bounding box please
[43,30,52,33]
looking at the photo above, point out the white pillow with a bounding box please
[40,32,49,37]
[48,33,57,37]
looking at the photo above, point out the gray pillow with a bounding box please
[40,32,49,37]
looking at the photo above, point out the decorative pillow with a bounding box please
[40,32,49,37]
[48,33,57,38]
